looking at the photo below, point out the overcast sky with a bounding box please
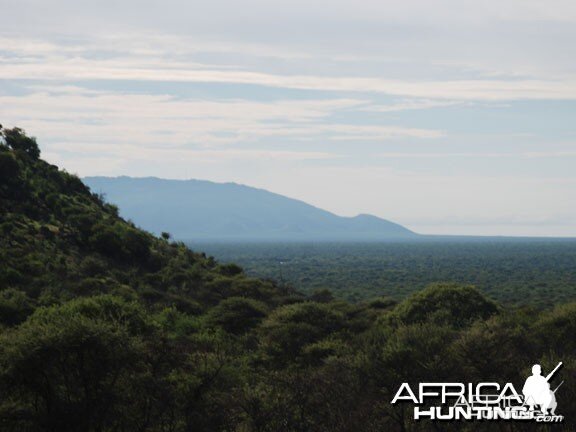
[1,0,575,236]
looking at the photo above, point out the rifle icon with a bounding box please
[545,362,563,382]
[553,381,564,394]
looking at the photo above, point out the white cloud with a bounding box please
[1,87,442,149]
[48,143,338,163]
[378,151,576,159]
[2,56,576,101]
[2,35,576,101]
[359,99,463,112]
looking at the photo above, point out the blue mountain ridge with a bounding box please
[83,176,416,241]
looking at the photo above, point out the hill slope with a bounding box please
[84,176,415,241]
[0,128,284,312]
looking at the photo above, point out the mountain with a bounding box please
[83,176,416,241]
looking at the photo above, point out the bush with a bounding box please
[219,263,243,277]
[0,152,20,182]
[534,302,576,354]
[89,222,151,263]
[387,283,499,328]
[0,289,34,326]
[0,296,152,431]
[207,297,268,334]
[260,302,345,363]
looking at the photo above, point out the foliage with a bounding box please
[386,282,499,328]
[1,126,40,159]
[207,296,269,334]
[199,240,576,307]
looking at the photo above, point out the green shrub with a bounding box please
[0,289,34,326]
[387,283,499,328]
[207,297,269,334]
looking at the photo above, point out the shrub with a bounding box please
[387,283,499,328]
[0,289,34,326]
[207,297,269,334]
[0,152,20,182]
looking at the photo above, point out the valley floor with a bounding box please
[195,239,576,307]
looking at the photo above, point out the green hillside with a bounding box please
[0,127,287,314]
[1,127,575,431]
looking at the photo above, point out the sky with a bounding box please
[1,0,575,236]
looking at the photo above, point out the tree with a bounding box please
[207,297,268,334]
[0,296,154,432]
[1,127,40,159]
[387,283,499,328]
[259,302,345,364]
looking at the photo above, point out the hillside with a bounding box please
[84,176,415,241]
[1,127,576,431]
[0,128,289,314]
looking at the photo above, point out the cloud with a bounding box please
[1,86,442,149]
[359,99,463,112]
[49,143,339,162]
[2,57,576,101]
[377,151,576,159]
[2,35,576,102]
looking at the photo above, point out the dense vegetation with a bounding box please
[1,127,575,431]
[198,241,576,306]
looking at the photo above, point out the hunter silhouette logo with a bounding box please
[522,362,563,415]
[391,361,564,422]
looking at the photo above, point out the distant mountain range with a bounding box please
[84,177,416,241]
